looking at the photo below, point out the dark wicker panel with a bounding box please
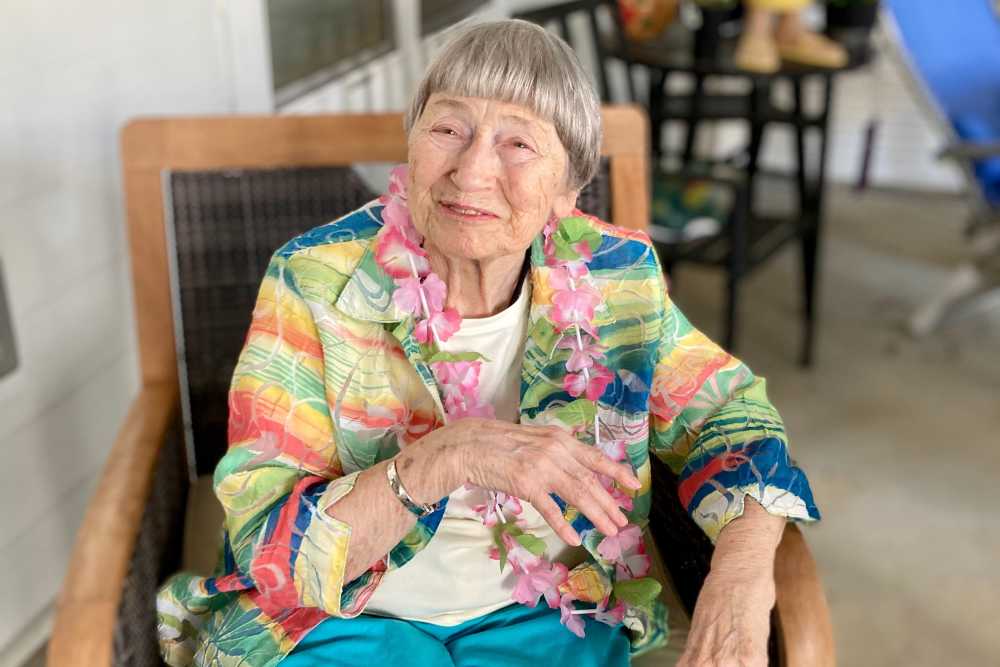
[113,420,187,667]
[169,167,377,474]
[648,455,714,615]
[576,158,611,222]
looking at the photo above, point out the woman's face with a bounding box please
[407,94,578,262]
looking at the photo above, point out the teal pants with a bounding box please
[279,602,631,667]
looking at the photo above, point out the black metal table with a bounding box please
[622,27,868,366]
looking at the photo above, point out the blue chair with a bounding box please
[883,0,1000,334]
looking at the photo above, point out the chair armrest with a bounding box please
[773,523,836,667]
[938,141,1000,161]
[47,382,179,667]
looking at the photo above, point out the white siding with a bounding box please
[0,0,237,657]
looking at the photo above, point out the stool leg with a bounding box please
[649,70,667,160]
[682,74,706,164]
[799,74,834,367]
[726,186,750,352]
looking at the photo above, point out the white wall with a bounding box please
[0,1,237,662]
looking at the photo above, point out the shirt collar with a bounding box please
[333,229,549,324]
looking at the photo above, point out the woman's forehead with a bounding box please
[423,94,554,132]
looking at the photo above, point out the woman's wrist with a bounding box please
[393,429,465,505]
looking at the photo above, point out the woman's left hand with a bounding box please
[676,567,775,667]
[677,497,785,667]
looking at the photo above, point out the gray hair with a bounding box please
[404,19,602,191]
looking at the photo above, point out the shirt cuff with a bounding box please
[296,471,360,614]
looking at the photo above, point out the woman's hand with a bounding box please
[416,418,641,545]
[676,568,775,667]
[676,497,786,667]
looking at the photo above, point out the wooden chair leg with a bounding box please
[773,524,836,667]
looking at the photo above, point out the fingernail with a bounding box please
[628,476,641,489]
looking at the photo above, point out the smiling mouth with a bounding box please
[438,200,499,219]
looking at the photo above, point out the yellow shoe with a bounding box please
[734,31,780,74]
[777,30,848,69]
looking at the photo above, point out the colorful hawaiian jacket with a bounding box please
[156,200,819,666]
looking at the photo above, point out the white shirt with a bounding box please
[364,278,586,625]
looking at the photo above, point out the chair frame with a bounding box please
[48,107,832,666]
[880,6,1000,335]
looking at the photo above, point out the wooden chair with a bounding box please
[47,106,832,666]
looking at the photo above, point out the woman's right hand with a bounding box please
[412,419,641,546]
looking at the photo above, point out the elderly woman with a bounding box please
[157,19,818,667]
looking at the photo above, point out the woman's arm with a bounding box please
[325,440,451,583]
[329,419,641,583]
[677,498,786,667]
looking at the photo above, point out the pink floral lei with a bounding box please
[375,165,659,637]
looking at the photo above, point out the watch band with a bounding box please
[386,459,439,518]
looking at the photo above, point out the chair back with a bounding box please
[120,109,649,474]
[884,0,1000,204]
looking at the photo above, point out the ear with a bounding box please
[551,188,579,219]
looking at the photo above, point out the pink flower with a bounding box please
[597,525,642,562]
[597,438,627,463]
[512,560,569,609]
[542,215,560,257]
[551,284,601,333]
[573,240,594,262]
[431,361,481,397]
[615,547,651,581]
[559,593,587,638]
[380,196,423,247]
[414,307,460,343]
[388,164,409,199]
[500,531,543,574]
[611,486,634,512]
[444,396,495,420]
[391,276,423,315]
[545,255,591,281]
[556,336,606,372]
[473,491,523,527]
[563,363,613,401]
[594,598,627,626]
[497,492,523,517]
[392,273,447,317]
[375,225,429,279]
[548,265,593,290]
[596,470,633,512]
[420,273,447,312]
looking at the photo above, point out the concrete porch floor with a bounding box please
[667,183,1000,666]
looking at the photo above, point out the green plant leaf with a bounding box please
[553,398,597,428]
[492,523,525,571]
[514,532,548,557]
[552,216,602,261]
[426,350,489,364]
[529,318,559,353]
[612,577,662,607]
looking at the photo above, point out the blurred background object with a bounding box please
[882,0,1000,336]
[1,1,997,666]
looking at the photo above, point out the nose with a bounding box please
[450,133,499,193]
